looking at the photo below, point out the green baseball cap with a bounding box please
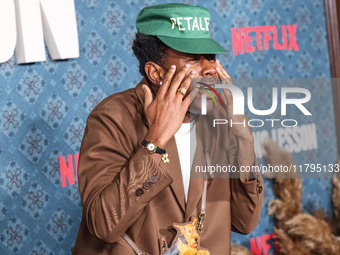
[136,3,226,55]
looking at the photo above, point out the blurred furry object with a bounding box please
[231,244,252,255]
[263,139,302,229]
[273,227,311,255]
[262,138,298,178]
[332,158,340,236]
[284,214,340,254]
[263,138,340,255]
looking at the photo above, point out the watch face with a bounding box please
[147,143,156,151]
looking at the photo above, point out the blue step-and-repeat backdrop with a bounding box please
[0,0,337,254]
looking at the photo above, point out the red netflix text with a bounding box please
[250,233,280,255]
[59,153,79,188]
[231,24,299,56]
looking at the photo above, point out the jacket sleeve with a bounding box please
[227,131,264,235]
[230,157,264,235]
[77,104,173,243]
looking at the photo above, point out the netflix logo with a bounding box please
[250,233,280,255]
[231,24,299,56]
[59,153,79,188]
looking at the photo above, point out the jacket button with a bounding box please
[143,182,152,190]
[258,185,263,193]
[136,188,144,196]
[149,175,158,184]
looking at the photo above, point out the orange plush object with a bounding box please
[161,217,210,255]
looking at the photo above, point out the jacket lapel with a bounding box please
[135,79,186,213]
[164,137,186,213]
[184,118,205,220]
[185,177,204,221]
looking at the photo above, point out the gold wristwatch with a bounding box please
[142,139,169,163]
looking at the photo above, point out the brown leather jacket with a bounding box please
[72,78,264,255]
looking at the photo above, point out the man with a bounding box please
[72,3,263,255]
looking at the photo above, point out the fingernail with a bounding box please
[216,67,221,71]
[142,85,145,90]
[185,63,190,68]
[191,70,196,74]
[171,65,176,69]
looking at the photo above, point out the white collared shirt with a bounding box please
[174,121,197,203]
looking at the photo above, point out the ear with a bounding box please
[144,61,166,85]
[173,224,184,231]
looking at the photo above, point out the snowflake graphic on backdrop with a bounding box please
[19,126,48,164]
[0,101,25,138]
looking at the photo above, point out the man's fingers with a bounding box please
[158,65,176,98]
[222,88,233,107]
[215,59,234,85]
[220,88,234,118]
[215,67,232,85]
[221,88,249,122]
[215,59,231,78]
[176,69,196,101]
[222,88,233,99]
[182,76,199,106]
[215,66,224,78]
[183,87,199,107]
[168,63,192,95]
[143,84,153,110]
[219,90,228,107]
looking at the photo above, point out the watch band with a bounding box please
[142,139,166,154]
[155,146,166,154]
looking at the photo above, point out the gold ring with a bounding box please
[177,87,187,96]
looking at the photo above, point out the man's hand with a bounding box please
[214,59,255,170]
[143,64,198,148]
[214,59,253,141]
